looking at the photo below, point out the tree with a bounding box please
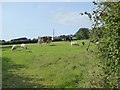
[87,1,119,88]
[0,40,6,45]
[74,28,90,40]
[80,1,119,88]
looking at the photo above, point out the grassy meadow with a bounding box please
[2,40,102,88]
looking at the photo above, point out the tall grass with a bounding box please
[2,40,101,88]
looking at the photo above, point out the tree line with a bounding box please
[0,37,38,45]
[0,28,90,45]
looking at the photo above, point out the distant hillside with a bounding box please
[74,28,90,40]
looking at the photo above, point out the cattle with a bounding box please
[71,41,79,46]
[38,36,52,45]
[21,43,27,49]
[11,45,17,51]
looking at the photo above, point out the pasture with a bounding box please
[2,40,101,88]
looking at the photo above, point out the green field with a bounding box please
[2,40,101,88]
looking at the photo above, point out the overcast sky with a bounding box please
[1,2,95,41]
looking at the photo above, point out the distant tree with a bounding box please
[32,38,38,43]
[59,35,66,39]
[11,37,27,41]
[74,28,90,40]
[0,40,6,45]
[59,35,72,41]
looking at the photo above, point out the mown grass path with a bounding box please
[2,40,101,88]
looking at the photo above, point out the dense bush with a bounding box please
[90,1,120,88]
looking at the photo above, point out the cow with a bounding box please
[38,36,52,45]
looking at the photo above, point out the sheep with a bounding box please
[11,45,17,51]
[71,41,79,46]
[21,43,27,49]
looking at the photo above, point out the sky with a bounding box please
[2,0,94,2]
[1,1,95,41]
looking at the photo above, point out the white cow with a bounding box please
[21,43,27,49]
[11,45,17,51]
[71,41,79,46]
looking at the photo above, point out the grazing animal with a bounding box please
[71,41,79,46]
[11,45,17,51]
[38,36,52,45]
[21,43,27,49]
[82,42,85,46]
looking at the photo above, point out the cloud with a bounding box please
[52,9,91,26]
